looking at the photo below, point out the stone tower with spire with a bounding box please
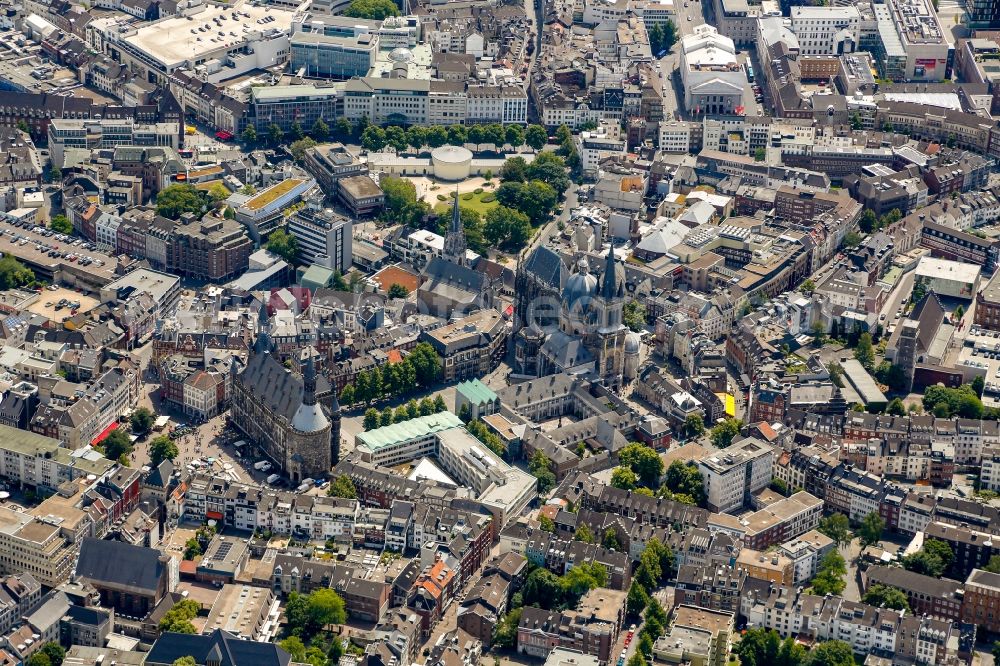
[591,242,627,383]
[442,190,467,267]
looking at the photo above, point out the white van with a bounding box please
[253,460,269,471]
[266,473,280,484]
[301,478,315,488]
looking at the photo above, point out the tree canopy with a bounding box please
[130,407,155,435]
[50,214,72,235]
[857,512,885,548]
[710,418,741,449]
[618,443,663,488]
[102,429,133,463]
[662,461,705,506]
[327,475,357,499]
[902,538,953,578]
[159,599,200,633]
[266,229,299,265]
[862,584,910,611]
[150,435,179,466]
[284,589,347,638]
[156,183,207,219]
[0,256,33,290]
[809,550,847,596]
[817,513,851,547]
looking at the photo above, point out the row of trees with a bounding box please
[816,511,884,549]
[466,418,506,458]
[859,207,902,234]
[361,123,549,154]
[361,395,448,430]
[0,255,35,290]
[736,629,855,666]
[609,444,707,507]
[241,117,339,149]
[494,561,610,647]
[529,450,557,495]
[339,342,442,407]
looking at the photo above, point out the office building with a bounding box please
[875,0,952,81]
[698,437,774,513]
[250,86,341,133]
[790,6,859,55]
[290,32,378,79]
[47,119,178,166]
[286,201,352,272]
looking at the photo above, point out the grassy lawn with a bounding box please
[432,190,498,217]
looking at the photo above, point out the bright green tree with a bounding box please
[50,214,73,235]
[810,550,847,596]
[710,418,741,449]
[862,584,910,611]
[858,511,885,547]
[156,183,205,219]
[611,466,638,490]
[818,512,852,547]
[327,475,357,499]
[130,407,155,435]
[525,124,548,150]
[623,300,646,332]
[266,229,298,264]
[150,435,179,466]
[618,443,663,488]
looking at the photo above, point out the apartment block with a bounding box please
[697,437,774,513]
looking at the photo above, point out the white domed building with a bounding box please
[431,145,474,181]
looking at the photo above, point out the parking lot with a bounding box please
[25,286,100,323]
[0,219,110,268]
[0,216,118,287]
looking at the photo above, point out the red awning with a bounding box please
[92,421,119,446]
[206,511,223,520]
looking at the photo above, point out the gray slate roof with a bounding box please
[75,537,166,593]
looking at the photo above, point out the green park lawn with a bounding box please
[431,190,498,217]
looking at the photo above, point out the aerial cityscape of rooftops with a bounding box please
[6,0,1000,664]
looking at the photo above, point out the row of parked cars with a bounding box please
[2,220,106,267]
[251,460,331,493]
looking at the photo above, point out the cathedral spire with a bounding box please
[443,189,467,267]
[600,242,620,300]
[451,187,462,234]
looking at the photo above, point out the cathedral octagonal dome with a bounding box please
[563,271,597,309]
